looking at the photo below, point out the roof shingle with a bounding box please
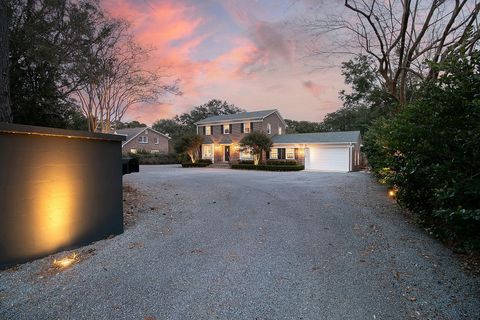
[272,131,361,144]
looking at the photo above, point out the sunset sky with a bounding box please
[103,0,348,124]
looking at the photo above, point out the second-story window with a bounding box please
[205,126,212,135]
[138,136,148,144]
[278,126,282,135]
[223,124,231,134]
[267,123,271,134]
[154,137,159,144]
[242,122,251,133]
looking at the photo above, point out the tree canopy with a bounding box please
[239,131,273,165]
[174,99,244,128]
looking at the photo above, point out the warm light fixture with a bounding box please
[388,188,397,198]
[53,252,78,269]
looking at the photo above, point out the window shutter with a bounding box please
[250,122,254,132]
[240,123,244,133]
[221,124,224,134]
[229,124,232,133]
[203,126,206,135]
[210,126,212,134]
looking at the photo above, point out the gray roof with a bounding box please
[195,109,277,125]
[272,131,361,144]
[219,137,232,144]
[202,136,213,144]
[115,127,146,142]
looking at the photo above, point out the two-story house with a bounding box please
[195,109,286,163]
[196,109,362,172]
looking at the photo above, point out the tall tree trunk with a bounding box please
[0,0,12,123]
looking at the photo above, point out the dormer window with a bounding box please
[267,123,271,134]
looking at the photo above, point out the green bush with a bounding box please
[266,160,298,166]
[364,50,480,249]
[181,162,210,168]
[231,164,304,171]
[197,159,212,164]
[127,152,179,165]
[238,160,254,165]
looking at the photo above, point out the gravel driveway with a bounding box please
[1,165,479,319]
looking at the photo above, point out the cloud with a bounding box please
[302,80,326,98]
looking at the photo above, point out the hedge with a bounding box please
[266,160,298,166]
[127,152,179,165]
[231,164,304,171]
[181,162,210,168]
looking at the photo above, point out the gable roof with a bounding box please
[272,131,361,144]
[115,127,171,146]
[195,109,282,125]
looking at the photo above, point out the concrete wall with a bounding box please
[0,123,125,268]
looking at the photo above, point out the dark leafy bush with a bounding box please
[181,162,210,168]
[238,160,254,164]
[266,160,298,166]
[364,50,480,249]
[127,152,179,165]
[231,164,304,171]
[197,159,212,164]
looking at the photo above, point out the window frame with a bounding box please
[269,148,278,159]
[267,123,271,134]
[205,126,212,135]
[278,126,282,135]
[223,124,231,135]
[202,144,213,159]
[138,136,148,144]
[286,148,295,160]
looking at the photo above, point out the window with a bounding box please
[205,126,212,135]
[244,123,251,133]
[240,148,252,160]
[203,145,213,158]
[267,123,271,134]
[270,148,278,159]
[278,126,282,135]
[286,148,295,159]
[130,149,137,154]
[223,124,230,134]
[138,136,148,143]
[154,137,159,144]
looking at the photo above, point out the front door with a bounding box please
[224,145,230,162]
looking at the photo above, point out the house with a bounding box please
[195,109,287,163]
[115,127,171,155]
[196,109,362,172]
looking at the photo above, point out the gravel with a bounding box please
[1,165,479,319]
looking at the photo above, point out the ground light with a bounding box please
[52,252,78,269]
[388,188,398,198]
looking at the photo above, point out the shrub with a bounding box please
[231,164,304,171]
[181,162,210,168]
[238,160,254,165]
[127,152,179,165]
[364,50,480,249]
[197,159,212,164]
[266,160,298,166]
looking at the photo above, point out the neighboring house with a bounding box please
[115,127,171,155]
[196,109,362,172]
[195,109,287,163]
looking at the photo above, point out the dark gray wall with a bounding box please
[0,124,125,268]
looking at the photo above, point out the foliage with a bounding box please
[174,99,244,128]
[231,164,304,171]
[239,131,273,165]
[321,55,397,134]
[181,162,209,168]
[152,119,190,141]
[284,119,324,134]
[127,151,178,165]
[8,0,108,129]
[266,160,298,166]
[115,120,147,129]
[364,50,480,248]
[174,133,203,164]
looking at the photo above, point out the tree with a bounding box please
[306,0,480,106]
[364,49,480,247]
[0,0,11,122]
[73,22,180,133]
[285,119,324,134]
[239,132,273,165]
[152,119,189,141]
[8,0,112,128]
[175,99,244,128]
[115,120,147,129]
[174,133,203,163]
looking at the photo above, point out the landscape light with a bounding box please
[53,252,78,269]
[388,188,397,198]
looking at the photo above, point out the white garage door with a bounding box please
[305,146,350,171]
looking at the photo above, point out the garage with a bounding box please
[271,131,362,172]
[305,146,350,171]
